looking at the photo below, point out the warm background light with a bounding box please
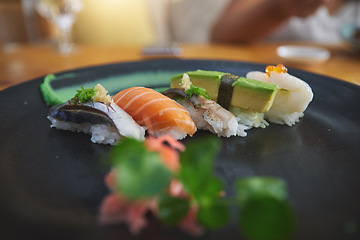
[72,0,156,45]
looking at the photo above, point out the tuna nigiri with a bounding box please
[113,87,196,139]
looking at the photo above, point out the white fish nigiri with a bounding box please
[48,84,145,144]
[246,64,313,126]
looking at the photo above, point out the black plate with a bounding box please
[0,59,359,240]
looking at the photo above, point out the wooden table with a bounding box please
[1,42,359,91]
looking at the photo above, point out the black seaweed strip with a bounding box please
[217,74,239,110]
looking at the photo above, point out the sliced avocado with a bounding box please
[170,70,227,101]
[170,70,278,113]
[232,77,278,113]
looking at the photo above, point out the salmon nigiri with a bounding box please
[112,87,196,139]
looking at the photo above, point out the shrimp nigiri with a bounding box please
[112,87,196,139]
[164,74,249,137]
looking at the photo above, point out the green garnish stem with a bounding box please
[184,84,211,100]
[73,86,97,104]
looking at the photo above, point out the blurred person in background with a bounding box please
[2,0,358,46]
[157,0,359,44]
[211,0,359,43]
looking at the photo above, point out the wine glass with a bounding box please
[34,0,83,54]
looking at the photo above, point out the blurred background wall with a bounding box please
[72,0,156,45]
[0,0,28,43]
[0,0,162,45]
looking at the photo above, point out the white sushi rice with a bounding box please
[230,107,269,129]
[236,124,250,137]
[159,127,189,140]
[265,112,304,126]
[48,117,122,145]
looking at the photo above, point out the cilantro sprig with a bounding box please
[110,138,172,199]
[109,136,295,239]
[157,193,190,225]
[184,84,211,100]
[73,86,97,104]
[236,177,295,240]
[176,137,229,229]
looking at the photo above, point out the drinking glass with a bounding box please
[34,0,83,54]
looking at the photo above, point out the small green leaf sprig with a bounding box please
[110,138,172,199]
[109,137,295,240]
[73,86,97,104]
[184,84,211,100]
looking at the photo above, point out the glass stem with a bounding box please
[55,14,75,54]
[58,27,73,54]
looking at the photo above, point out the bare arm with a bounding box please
[211,0,327,43]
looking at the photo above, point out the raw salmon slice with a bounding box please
[113,87,196,139]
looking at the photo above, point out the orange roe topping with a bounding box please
[265,64,287,76]
[265,65,275,76]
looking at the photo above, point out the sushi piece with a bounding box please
[48,84,145,144]
[170,70,279,129]
[246,64,313,126]
[171,70,278,113]
[164,74,249,137]
[112,87,196,140]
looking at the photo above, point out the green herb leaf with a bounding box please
[111,138,172,199]
[236,177,294,240]
[239,195,295,240]
[194,176,223,202]
[73,86,97,103]
[178,136,221,195]
[197,199,229,229]
[184,84,212,100]
[178,137,229,229]
[235,177,287,205]
[158,193,190,225]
